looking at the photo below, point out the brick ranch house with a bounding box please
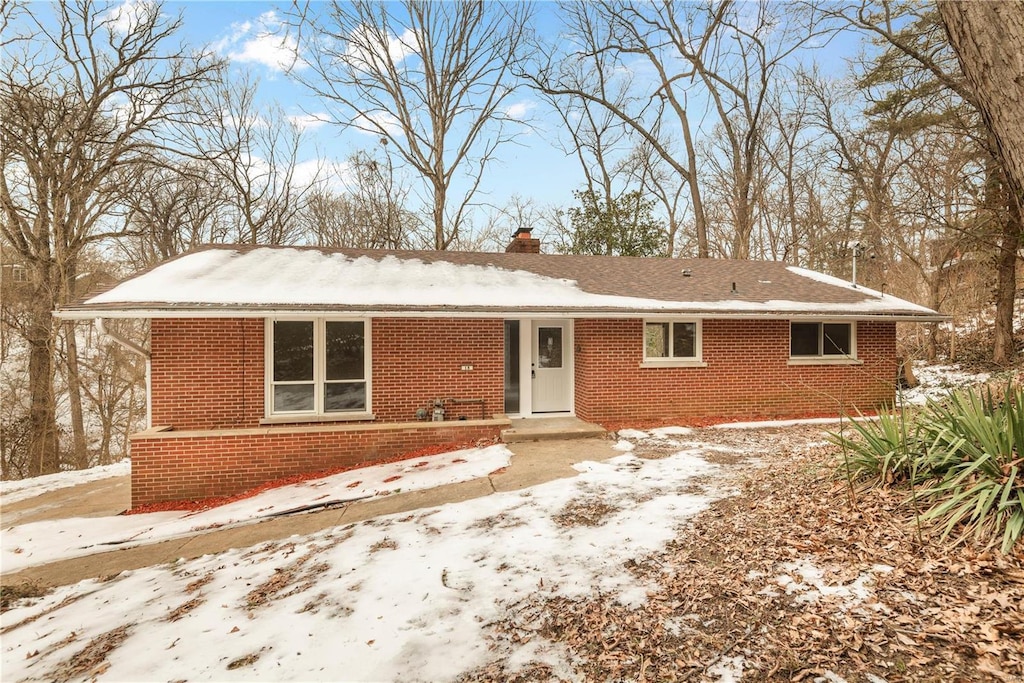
[58,234,941,505]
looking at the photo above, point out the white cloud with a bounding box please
[345,25,419,71]
[294,158,353,193]
[288,112,331,131]
[215,11,306,72]
[352,110,405,138]
[104,0,158,35]
[504,100,536,121]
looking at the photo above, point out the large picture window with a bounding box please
[644,320,702,363]
[790,321,854,358]
[268,319,370,416]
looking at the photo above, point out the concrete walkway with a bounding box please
[1,438,617,590]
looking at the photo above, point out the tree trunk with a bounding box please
[939,1,1024,203]
[950,316,957,362]
[433,179,447,250]
[26,272,60,476]
[925,273,944,362]
[940,1,1024,365]
[64,321,90,469]
[993,191,1021,365]
[683,115,709,258]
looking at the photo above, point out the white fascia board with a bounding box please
[55,307,948,323]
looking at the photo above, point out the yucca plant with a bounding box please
[830,411,923,485]
[915,384,1024,554]
[833,382,1024,554]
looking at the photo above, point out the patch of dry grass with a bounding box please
[0,580,50,613]
[552,497,620,527]
[51,624,133,682]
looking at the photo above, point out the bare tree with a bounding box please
[302,148,421,249]
[193,76,314,245]
[618,142,690,256]
[0,0,221,474]
[528,1,710,256]
[690,3,832,259]
[292,0,534,250]
[75,320,147,466]
[833,0,1021,364]
[530,2,833,259]
[534,13,632,207]
[117,163,229,269]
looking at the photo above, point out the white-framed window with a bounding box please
[790,321,856,359]
[643,319,703,365]
[265,318,371,417]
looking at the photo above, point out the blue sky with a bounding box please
[162,1,863,216]
[11,1,867,242]
[164,0,581,219]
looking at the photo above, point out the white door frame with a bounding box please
[511,318,574,417]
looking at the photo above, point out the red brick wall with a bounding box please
[130,422,504,505]
[371,318,504,422]
[150,318,264,430]
[574,319,897,426]
[142,315,896,503]
[149,317,504,430]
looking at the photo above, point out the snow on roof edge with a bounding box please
[787,266,937,315]
[59,247,943,320]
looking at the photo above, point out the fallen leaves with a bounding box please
[463,425,1024,682]
[50,624,133,683]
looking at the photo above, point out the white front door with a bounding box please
[531,320,572,413]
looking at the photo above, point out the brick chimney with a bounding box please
[505,227,541,254]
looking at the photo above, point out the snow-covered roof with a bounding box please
[57,244,943,321]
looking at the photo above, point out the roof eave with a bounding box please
[55,305,947,323]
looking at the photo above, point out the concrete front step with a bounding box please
[500,416,607,443]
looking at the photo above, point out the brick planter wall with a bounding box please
[140,316,506,505]
[129,420,507,505]
[574,319,897,426]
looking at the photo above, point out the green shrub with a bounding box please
[833,383,1024,554]
[830,411,922,485]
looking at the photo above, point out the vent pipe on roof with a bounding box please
[851,242,874,289]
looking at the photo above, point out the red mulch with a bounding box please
[600,410,879,433]
[123,441,484,516]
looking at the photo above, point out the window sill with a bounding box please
[640,359,708,369]
[787,357,862,366]
[260,412,375,425]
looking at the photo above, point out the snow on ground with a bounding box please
[773,560,893,610]
[708,655,745,683]
[712,416,874,430]
[1,446,511,574]
[901,361,991,406]
[0,460,130,504]
[1,431,732,683]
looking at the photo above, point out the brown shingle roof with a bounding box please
[57,244,942,320]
